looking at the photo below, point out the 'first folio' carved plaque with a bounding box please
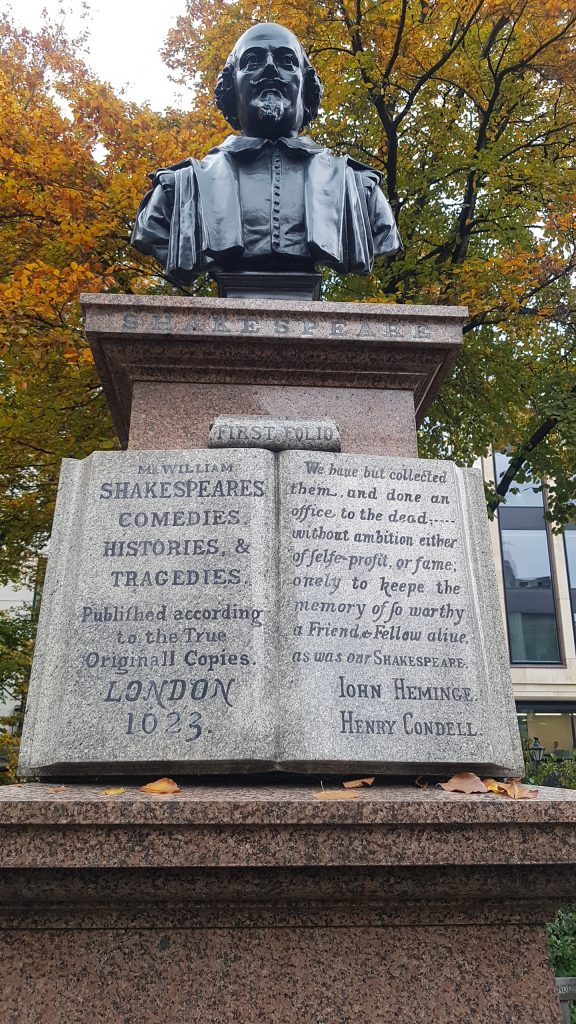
[19,450,523,776]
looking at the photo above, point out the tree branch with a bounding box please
[393,1,485,128]
[488,384,576,511]
[382,0,408,81]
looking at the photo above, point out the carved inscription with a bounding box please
[68,450,276,762]
[278,451,487,764]
[209,416,341,452]
[23,447,510,772]
[120,309,433,342]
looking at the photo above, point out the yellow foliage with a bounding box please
[1,0,576,587]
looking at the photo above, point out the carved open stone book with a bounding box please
[19,448,523,777]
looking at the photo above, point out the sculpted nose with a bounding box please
[261,53,277,76]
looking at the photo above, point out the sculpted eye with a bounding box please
[241,53,262,69]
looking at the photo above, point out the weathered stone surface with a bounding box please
[1,781,574,1024]
[209,416,341,452]
[81,294,466,448]
[275,450,523,776]
[19,449,278,776]
[130,382,417,457]
[19,448,522,777]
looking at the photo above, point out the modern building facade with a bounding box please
[484,454,576,756]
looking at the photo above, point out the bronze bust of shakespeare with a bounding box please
[131,23,401,291]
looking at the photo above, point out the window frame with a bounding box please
[493,454,563,666]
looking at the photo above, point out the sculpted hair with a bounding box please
[215,36,323,131]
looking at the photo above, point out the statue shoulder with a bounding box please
[310,145,382,190]
[344,155,382,190]
[148,158,196,190]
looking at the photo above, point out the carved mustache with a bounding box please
[250,77,288,94]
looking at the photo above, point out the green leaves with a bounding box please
[1,2,576,591]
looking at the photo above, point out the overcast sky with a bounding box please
[10,0,194,110]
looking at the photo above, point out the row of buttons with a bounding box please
[272,150,282,249]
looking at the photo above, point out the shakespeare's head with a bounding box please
[215,23,323,138]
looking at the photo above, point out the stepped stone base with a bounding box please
[1,781,574,1023]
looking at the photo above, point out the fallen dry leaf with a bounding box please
[342,777,375,789]
[48,785,66,792]
[103,787,126,796]
[314,790,359,800]
[498,780,538,800]
[481,778,504,794]
[438,772,488,794]
[481,778,538,800]
[415,776,429,789]
[139,777,180,795]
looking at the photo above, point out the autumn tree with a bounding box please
[163,0,576,519]
[0,11,218,585]
[0,603,36,783]
[1,0,575,599]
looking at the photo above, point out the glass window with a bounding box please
[495,453,561,664]
[564,526,576,643]
[516,706,576,756]
[508,612,560,663]
[493,452,544,507]
[500,530,553,589]
[566,529,576,574]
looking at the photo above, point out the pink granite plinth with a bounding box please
[81,294,466,452]
[1,781,573,1023]
[129,381,417,454]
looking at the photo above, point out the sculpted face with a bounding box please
[233,24,305,138]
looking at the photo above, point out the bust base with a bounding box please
[216,270,322,300]
[81,294,466,451]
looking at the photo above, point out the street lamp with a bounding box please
[530,738,545,764]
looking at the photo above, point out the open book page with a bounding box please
[19,448,278,775]
[276,450,520,774]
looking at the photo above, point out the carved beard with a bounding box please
[255,89,285,124]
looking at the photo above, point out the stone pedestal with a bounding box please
[14,292,568,1023]
[81,295,466,454]
[1,781,575,1023]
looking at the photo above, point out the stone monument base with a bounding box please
[81,295,466,453]
[1,781,574,1023]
